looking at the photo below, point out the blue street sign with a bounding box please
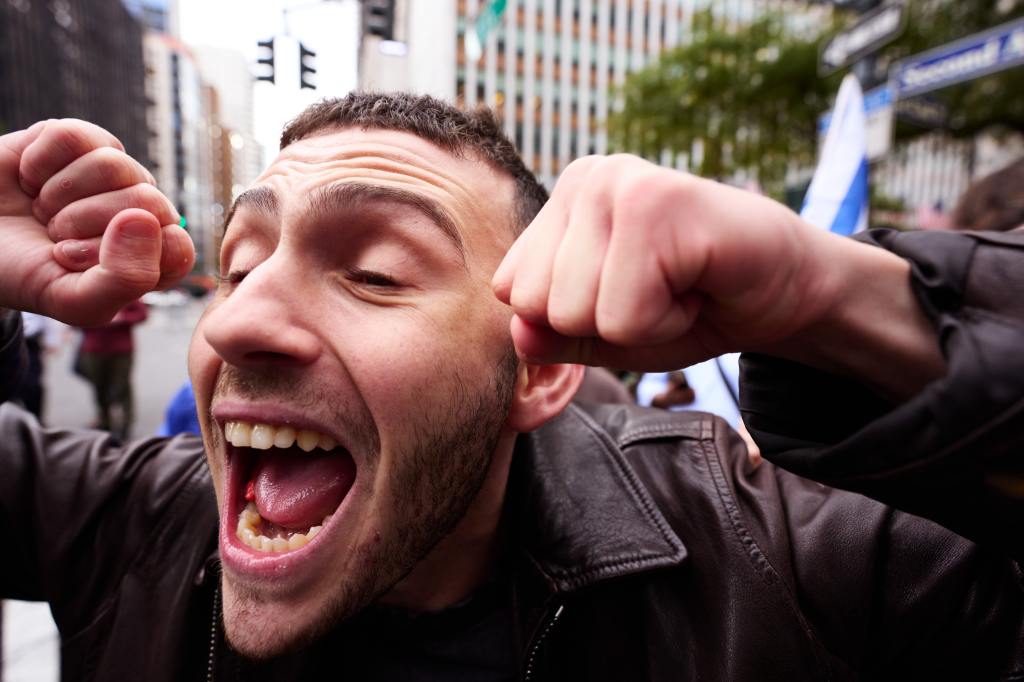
[892,17,1024,99]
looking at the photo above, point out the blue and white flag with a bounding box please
[801,74,869,236]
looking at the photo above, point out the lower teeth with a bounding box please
[235,502,327,553]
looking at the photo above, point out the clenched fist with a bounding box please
[493,155,944,398]
[0,119,194,326]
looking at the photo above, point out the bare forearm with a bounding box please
[764,235,946,402]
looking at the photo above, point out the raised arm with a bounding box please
[492,154,945,401]
[0,119,193,326]
[493,154,1024,554]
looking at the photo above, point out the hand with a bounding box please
[0,119,194,326]
[492,154,842,370]
[492,154,945,399]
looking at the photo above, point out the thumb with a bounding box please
[90,207,163,296]
[54,208,162,324]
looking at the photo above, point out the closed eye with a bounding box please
[347,269,400,288]
[215,270,250,287]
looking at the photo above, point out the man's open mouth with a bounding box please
[223,420,357,556]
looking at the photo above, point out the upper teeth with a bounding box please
[224,420,338,452]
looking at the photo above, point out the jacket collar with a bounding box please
[509,403,688,595]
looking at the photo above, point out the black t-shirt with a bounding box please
[224,575,519,681]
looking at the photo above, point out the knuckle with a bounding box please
[555,156,604,198]
[128,182,170,215]
[509,286,548,322]
[621,168,657,196]
[595,307,640,346]
[48,120,93,159]
[615,169,678,218]
[19,155,46,192]
[92,147,137,188]
[547,305,593,338]
[108,255,161,291]
[605,152,638,165]
[49,210,80,240]
[563,155,600,176]
[117,267,160,290]
[34,186,60,219]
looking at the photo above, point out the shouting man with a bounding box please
[1,94,1022,680]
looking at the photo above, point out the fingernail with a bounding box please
[121,220,156,239]
[60,241,91,263]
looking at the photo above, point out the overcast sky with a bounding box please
[176,0,360,167]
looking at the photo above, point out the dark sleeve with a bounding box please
[626,409,1024,676]
[766,460,1024,678]
[704,416,1024,677]
[0,403,214,636]
[741,228,1024,559]
[0,309,27,404]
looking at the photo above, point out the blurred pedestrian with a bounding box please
[638,355,742,427]
[75,299,147,440]
[951,157,1024,232]
[638,354,760,462]
[648,370,696,409]
[157,380,200,436]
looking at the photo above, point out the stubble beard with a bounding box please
[221,347,519,659]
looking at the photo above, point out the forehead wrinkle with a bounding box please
[280,137,483,207]
[316,155,479,206]
[305,181,467,264]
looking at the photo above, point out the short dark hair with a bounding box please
[952,158,1024,232]
[280,92,548,235]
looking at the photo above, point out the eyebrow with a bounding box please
[222,182,466,262]
[307,182,466,261]
[223,186,279,233]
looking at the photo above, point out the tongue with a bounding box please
[251,448,356,530]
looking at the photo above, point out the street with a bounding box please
[3,299,206,681]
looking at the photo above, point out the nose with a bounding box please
[201,253,322,369]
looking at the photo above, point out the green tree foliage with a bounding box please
[609,8,837,192]
[610,0,1024,191]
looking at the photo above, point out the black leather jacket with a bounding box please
[2,229,1023,680]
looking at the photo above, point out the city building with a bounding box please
[193,45,264,188]
[205,84,263,265]
[358,0,458,99]
[138,2,262,275]
[143,32,216,272]
[0,0,149,165]
[359,0,831,187]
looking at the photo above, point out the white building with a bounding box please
[359,0,831,187]
[143,31,217,272]
[193,45,265,188]
[359,0,458,100]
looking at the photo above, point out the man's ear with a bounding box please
[505,362,585,433]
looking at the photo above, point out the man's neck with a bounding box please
[378,431,516,612]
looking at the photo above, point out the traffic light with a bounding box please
[363,0,395,41]
[256,38,275,84]
[299,42,317,90]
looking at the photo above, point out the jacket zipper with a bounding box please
[523,604,565,682]
[206,582,221,682]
